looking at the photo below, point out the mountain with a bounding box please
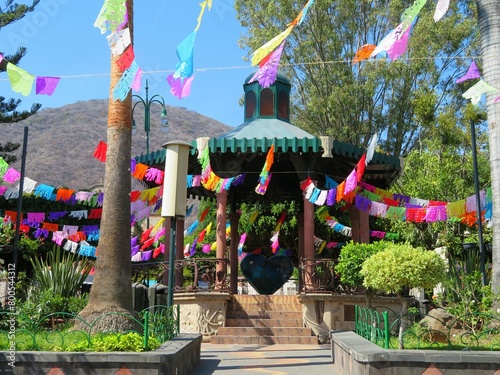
[1,100,232,190]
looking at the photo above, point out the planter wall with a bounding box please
[0,334,202,375]
[331,331,500,375]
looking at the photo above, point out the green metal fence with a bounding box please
[0,304,180,351]
[355,305,390,349]
[355,305,500,351]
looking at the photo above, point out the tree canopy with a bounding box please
[0,0,41,162]
[235,0,482,156]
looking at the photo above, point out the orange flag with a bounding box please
[353,44,376,65]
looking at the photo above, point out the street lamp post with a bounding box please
[132,79,169,160]
[132,79,169,229]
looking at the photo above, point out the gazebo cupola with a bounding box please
[243,71,291,123]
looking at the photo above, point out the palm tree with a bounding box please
[78,0,138,331]
[476,0,500,296]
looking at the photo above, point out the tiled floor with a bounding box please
[190,343,339,375]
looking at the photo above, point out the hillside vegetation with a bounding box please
[1,100,232,190]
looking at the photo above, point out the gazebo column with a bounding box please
[303,194,315,291]
[216,190,228,289]
[175,218,185,288]
[297,213,304,291]
[229,210,241,294]
[349,205,370,243]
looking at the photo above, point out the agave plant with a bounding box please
[30,247,93,298]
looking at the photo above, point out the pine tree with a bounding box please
[0,1,41,163]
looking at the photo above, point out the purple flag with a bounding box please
[249,41,286,88]
[456,61,481,84]
[36,76,60,95]
[387,23,412,60]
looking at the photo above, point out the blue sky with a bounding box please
[0,0,255,127]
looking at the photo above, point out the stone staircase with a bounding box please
[210,294,319,345]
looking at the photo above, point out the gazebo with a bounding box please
[136,71,402,294]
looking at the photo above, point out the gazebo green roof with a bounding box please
[134,71,402,199]
[136,138,399,170]
[220,118,317,141]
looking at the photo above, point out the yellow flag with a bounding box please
[7,63,34,96]
[195,0,212,32]
[251,25,294,66]
[153,218,165,233]
[205,221,213,234]
[249,211,259,224]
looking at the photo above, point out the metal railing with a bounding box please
[355,305,500,351]
[355,305,390,349]
[0,305,180,351]
[299,258,364,294]
[132,257,368,294]
[132,258,230,293]
[396,310,500,351]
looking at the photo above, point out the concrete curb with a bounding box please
[0,333,202,375]
[331,330,500,375]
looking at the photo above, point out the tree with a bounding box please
[360,243,447,348]
[0,141,20,164]
[235,0,480,156]
[336,240,388,308]
[0,1,42,128]
[476,0,500,299]
[78,0,137,331]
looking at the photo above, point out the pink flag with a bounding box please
[36,76,60,95]
[167,74,194,99]
[249,41,286,88]
[387,23,412,60]
[131,67,143,92]
[456,61,481,84]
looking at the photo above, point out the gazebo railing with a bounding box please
[299,258,363,294]
[131,257,361,295]
[132,258,230,293]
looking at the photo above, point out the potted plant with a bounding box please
[0,223,15,254]
[482,229,493,253]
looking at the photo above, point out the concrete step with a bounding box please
[225,318,303,328]
[225,310,302,320]
[231,295,300,303]
[212,294,318,346]
[210,335,319,345]
[227,303,302,312]
[217,326,313,336]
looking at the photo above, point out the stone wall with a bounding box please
[175,293,231,342]
[0,334,202,375]
[331,330,500,375]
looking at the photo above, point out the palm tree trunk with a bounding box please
[476,0,500,298]
[78,0,138,332]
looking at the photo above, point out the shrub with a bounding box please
[64,332,160,352]
[361,243,447,348]
[30,247,93,298]
[336,241,388,307]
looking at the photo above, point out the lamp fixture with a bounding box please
[160,108,169,132]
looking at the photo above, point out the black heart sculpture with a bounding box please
[240,253,294,295]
